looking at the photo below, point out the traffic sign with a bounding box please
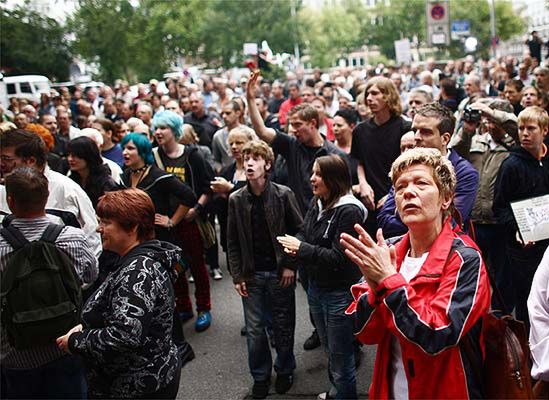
[431,5,445,20]
[451,20,470,40]
[426,1,450,46]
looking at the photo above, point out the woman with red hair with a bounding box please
[57,189,182,399]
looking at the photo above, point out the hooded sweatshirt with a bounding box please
[68,240,181,398]
[297,193,367,289]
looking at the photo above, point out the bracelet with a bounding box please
[194,203,204,212]
[167,219,174,229]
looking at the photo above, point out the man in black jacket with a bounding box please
[228,140,303,399]
[493,106,549,328]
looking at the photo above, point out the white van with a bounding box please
[0,75,52,109]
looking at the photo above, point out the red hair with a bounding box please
[25,123,54,151]
[97,189,156,241]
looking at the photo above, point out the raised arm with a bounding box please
[246,70,276,144]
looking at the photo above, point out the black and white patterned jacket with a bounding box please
[69,240,181,398]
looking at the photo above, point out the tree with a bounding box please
[1,5,72,81]
[299,4,363,68]
[69,0,137,83]
[361,0,525,60]
[197,0,302,68]
[360,0,426,61]
[448,0,525,58]
[69,0,205,83]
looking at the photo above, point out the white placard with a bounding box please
[243,43,258,55]
[511,194,549,243]
[394,38,411,64]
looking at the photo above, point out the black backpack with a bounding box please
[0,224,82,349]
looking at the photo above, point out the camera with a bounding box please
[463,105,481,123]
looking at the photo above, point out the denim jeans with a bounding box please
[308,282,357,400]
[1,355,87,399]
[242,270,296,382]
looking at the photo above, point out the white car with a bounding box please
[0,74,52,108]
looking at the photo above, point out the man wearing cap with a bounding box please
[149,79,160,96]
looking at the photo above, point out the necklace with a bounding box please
[130,165,150,188]
[131,165,149,174]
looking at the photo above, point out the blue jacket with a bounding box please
[377,149,479,238]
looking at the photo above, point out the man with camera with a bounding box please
[450,98,518,309]
[377,103,479,238]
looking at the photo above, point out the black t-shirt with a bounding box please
[272,131,347,214]
[155,145,213,198]
[350,115,411,202]
[251,192,277,271]
[121,165,196,243]
[268,97,285,115]
[184,112,220,148]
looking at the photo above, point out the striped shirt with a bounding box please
[0,216,98,369]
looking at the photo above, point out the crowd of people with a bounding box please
[1,46,549,399]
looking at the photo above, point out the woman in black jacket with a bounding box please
[278,155,367,400]
[56,189,182,399]
[67,136,119,209]
[119,133,196,244]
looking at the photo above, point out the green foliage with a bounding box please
[69,0,299,82]
[69,0,205,83]
[299,3,363,68]
[197,0,301,68]
[361,0,525,60]
[1,5,72,81]
[69,0,137,83]
[449,0,525,58]
[360,0,426,61]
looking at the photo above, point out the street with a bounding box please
[178,252,376,400]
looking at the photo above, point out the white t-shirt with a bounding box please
[390,250,429,400]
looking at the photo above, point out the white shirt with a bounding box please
[390,250,429,399]
[102,157,122,184]
[0,168,102,258]
[528,247,549,381]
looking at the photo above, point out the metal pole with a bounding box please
[489,0,497,58]
[291,0,300,66]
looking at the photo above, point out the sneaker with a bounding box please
[195,311,211,332]
[317,392,334,400]
[252,379,270,399]
[212,268,223,280]
[303,330,321,350]
[275,373,293,394]
[178,311,194,323]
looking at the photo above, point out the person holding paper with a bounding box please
[493,106,549,328]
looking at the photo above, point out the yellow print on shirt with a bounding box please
[165,166,186,182]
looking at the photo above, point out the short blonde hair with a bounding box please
[390,148,456,219]
[228,126,256,142]
[518,106,549,131]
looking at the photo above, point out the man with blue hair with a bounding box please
[152,110,216,332]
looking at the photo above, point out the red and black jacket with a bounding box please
[346,220,491,399]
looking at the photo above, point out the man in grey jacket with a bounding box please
[450,98,517,309]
